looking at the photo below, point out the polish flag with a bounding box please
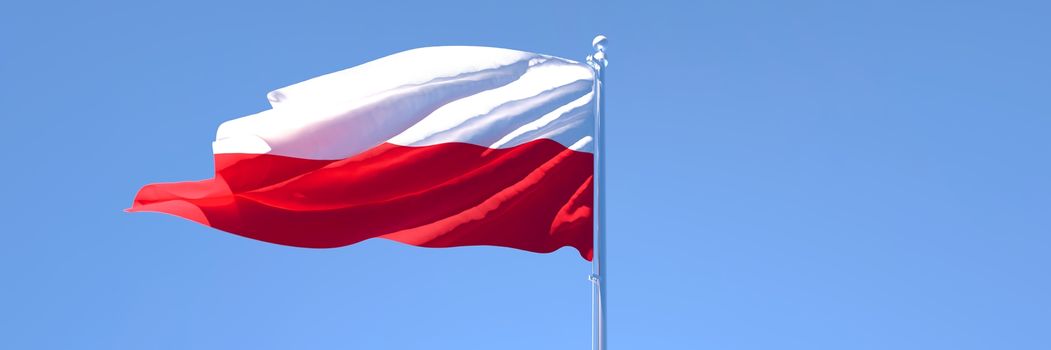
[130,46,596,260]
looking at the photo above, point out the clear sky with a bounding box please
[2,0,1049,349]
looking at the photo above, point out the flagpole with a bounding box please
[587,34,608,350]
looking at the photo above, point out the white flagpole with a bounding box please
[587,34,608,350]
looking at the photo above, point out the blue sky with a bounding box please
[2,0,1049,349]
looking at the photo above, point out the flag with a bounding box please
[130,46,596,260]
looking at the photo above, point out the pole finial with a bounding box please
[587,35,608,70]
[592,35,607,52]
